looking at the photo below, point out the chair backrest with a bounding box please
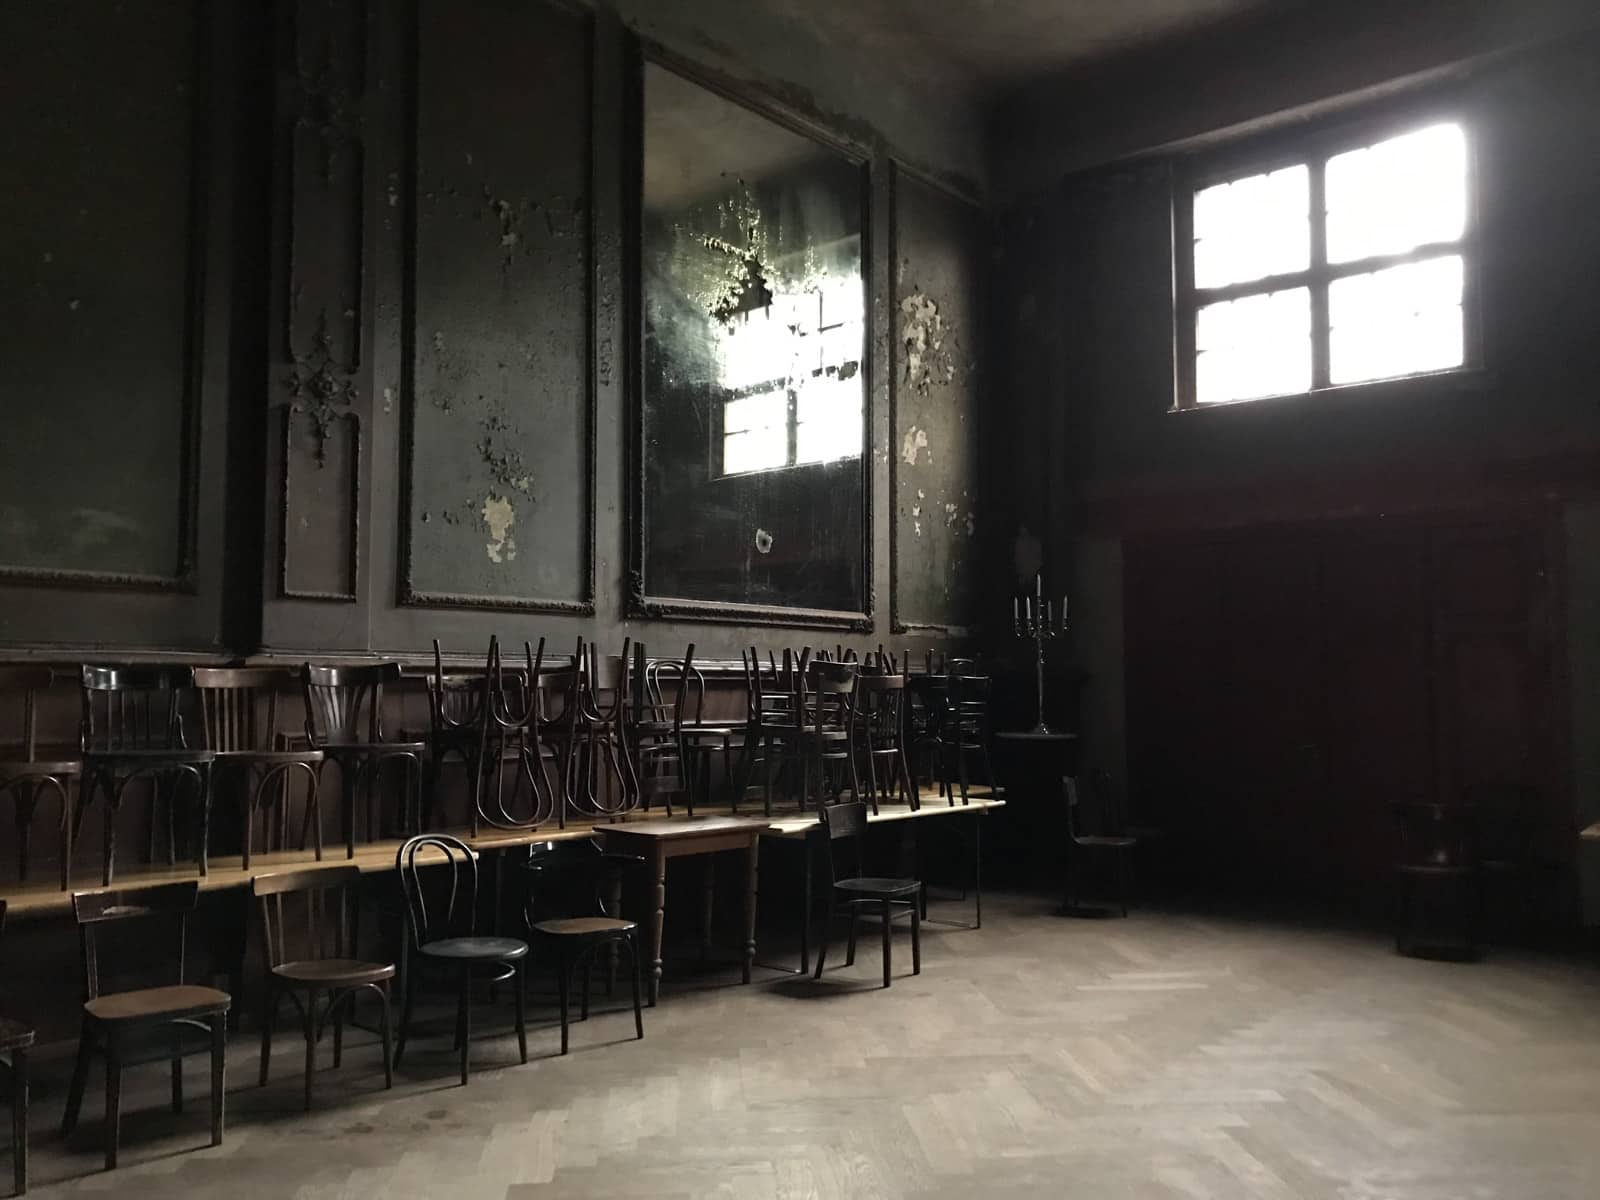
[0,666,54,761]
[854,672,906,740]
[1088,768,1129,837]
[487,636,545,730]
[805,660,858,737]
[428,639,495,739]
[522,840,637,923]
[302,662,401,748]
[190,666,297,754]
[80,665,193,753]
[820,801,869,881]
[395,834,479,947]
[1392,802,1473,869]
[72,880,199,1000]
[253,866,362,970]
[582,641,633,723]
[647,647,703,730]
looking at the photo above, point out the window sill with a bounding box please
[1168,366,1494,415]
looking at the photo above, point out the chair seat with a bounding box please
[532,916,636,938]
[83,748,215,767]
[85,984,231,1025]
[1075,835,1137,848]
[0,1016,35,1053]
[834,876,920,897]
[0,759,81,779]
[273,958,396,987]
[418,935,528,961]
[212,748,326,766]
[322,742,426,757]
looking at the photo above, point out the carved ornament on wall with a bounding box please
[284,310,358,466]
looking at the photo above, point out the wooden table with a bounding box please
[598,816,771,1005]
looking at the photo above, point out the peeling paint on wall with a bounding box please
[478,413,534,495]
[901,427,928,465]
[900,291,956,395]
[482,493,516,563]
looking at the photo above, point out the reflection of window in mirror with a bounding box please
[715,262,863,477]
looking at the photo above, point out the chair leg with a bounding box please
[13,1045,28,1197]
[513,961,528,1065]
[332,997,344,1069]
[581,956,592,1022]
[457,966,472,1087]
[378,982,394,1089]
[259,987,278,1087]
[171,1047,183,1115]
[910,900,922,975]
[103,1050,122,1170]
[881,898,893,988]
[846,908,859,967]
[394,964,416,1068]
[210,1014,226,1148]
[303,987,318,1111]
[61,1032,91,1137]
[628,934,644,1039]
[557,950,571,1056]
[813,909,832,980]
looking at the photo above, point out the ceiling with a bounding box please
[767,0,1299,95]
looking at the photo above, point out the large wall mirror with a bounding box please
[632,58,871,627]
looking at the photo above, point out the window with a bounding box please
[716,279,864,476]
[1175,119,1472,408]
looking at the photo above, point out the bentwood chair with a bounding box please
[0,667,77,890]
[0,901,34,1195]
[938,671,997,805]
[253,867,394,1109]
[302,664,426,860]
[522,842,645,1054]
[61,882,230,1170]
[474,637,561,830]
[851,672,916,815]
[570,642,640,821]
[780,660,860,814]
[77,667,216,886]
[190,668,325,870]
[1062,776,1137,917]
[813,801,921,987]
[393,834,528,1085]
[635,645,694,817]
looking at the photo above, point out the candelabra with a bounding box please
[1012,573,1068,735]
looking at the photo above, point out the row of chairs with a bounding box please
[0,832,646,1190]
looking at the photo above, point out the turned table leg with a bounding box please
[648,844,666,1006]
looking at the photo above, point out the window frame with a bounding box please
[1172,106,1482,411]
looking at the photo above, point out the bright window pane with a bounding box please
[1326,123,1466,264]
[718,309,791,392]
[723,389,786,435]
[1195,287,1312,404]
[1193,165,1309,288]
[723,423,788,474]
[1329,255,1464,385]
[795,374,861,464]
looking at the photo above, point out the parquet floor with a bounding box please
[20,894,1600,1198]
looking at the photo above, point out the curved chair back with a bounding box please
[191,667,298,754]
[301,662,401,748]
[80,666,193,753]
[253,866,362,969]
[396,834,479,948]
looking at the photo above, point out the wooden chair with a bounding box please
[190,668,325,870]
[938,671,996,805]
[569,642,641,820]
[526,647,580,829]
[1392,801,1478,958]
[393,834,528,1085]
[61,882,230,1170]
[813,801,921,987]
[522,842,645,1054]
[470,636,561,831]
[77,667,216,886]
[301,663,426,860]
[0,901,34,1195]
[253,867,394,1110]
[635,644,694,817]
[1062,776,1137,917]
[768,660,860,814]
[0,666,77,890]
[851,673,916,815]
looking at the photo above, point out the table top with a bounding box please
[1580,821,1600,842]
[995,729,1079,742]
[598,815,775,841]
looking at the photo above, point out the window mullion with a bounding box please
[1309,158,1330,390]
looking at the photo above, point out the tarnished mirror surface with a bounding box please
[639,62,868,619]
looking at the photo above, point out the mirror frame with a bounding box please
[625,42,875,631]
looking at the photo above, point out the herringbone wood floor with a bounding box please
[19,894,1600,1198]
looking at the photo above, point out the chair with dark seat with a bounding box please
[570,642,642,821]
[1392,801,1478,958]
[1062,775,1137,917]
[0,667,77,891]
[190,668,325,870]
[77,667,216,886]
[61,882,230,1171]
[813,801,922,987]
[635,644,695,818]
[253,866,395,1110]
[522,841,645,1055]
[302,663,426,860]
[851,672,916,815]
[393,834,528,1085]
[938,671,997,805]
[0,900,34,1195]
[768,660,860,814]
